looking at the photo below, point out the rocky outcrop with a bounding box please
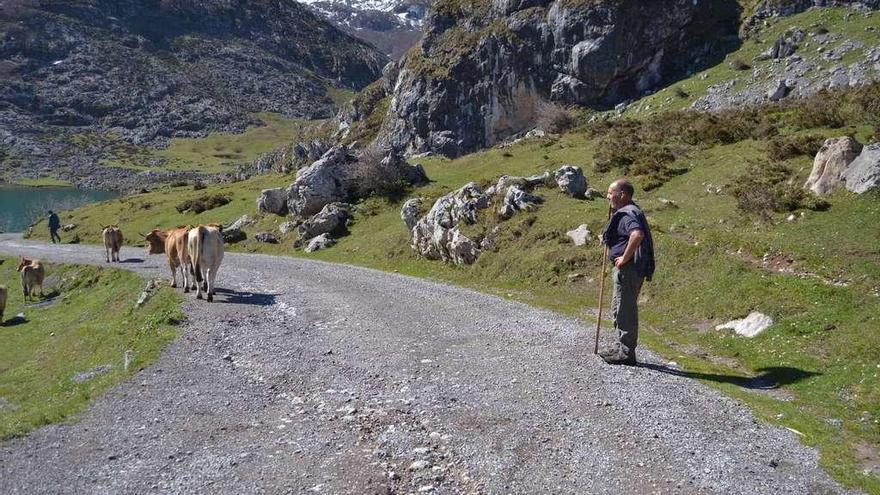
[254,232,279,244]
[257,188,289,216]
[499,186,543,220]
[297,203,352,241]
[742,1,880,35]
[804,137,863,194]
[0,0,387,188]
[375,0,740,157]
[554,165,587,198]
[287,146,358,218]
[410,183,489,264]
[842,142,880,193]
[243,140,333,178]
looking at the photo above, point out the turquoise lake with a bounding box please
[0,185,117,232]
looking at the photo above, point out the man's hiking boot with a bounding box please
[598,346,636,366]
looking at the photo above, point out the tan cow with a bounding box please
[144,226,195,290]
[17,257,44,300]
[187,224,224,302]
[102,225,124,263]
[0,285,7,324]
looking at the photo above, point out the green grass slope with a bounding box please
[0,257,182,440]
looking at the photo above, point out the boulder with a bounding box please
[257,187,288,215]
[566,225,591,246]
[499,185,543,220]
[715,312,774,338]
[221,227,246,244]
[767,79,792,101]
[402,163,429,186]
[287,145,356,218]
[554,165,588,198]
[61,223,77,232]
[278,221,298,234]
[842,142,880,194]
[803,137,863,195]
[401,198,422,233]
[410,183,489,265]
[305,233,336,253]
[227,215,252,232]
[254,232,278,244]
[297,203,352,241]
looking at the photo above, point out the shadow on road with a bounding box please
[1,314,27,327]
[119,258,145,263]
[638,363,821,389]
[213,287,277,306]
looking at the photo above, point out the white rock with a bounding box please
[566,224,591,246]
[715,312,774,337]
[409,460,430,471]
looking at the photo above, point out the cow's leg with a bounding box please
[168,259,178,287]
[206,267,216,303]
[105,246,110,263]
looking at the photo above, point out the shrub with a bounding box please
[175,193,232,214]
[192,181,207,191]
[767,134,826,161]
[674,86,689,98]
[729,58,751,71]
[349,145,409,200]
[728,161,828,218]
[535,100,578,134]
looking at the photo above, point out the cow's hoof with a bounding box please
[183,287,189,293]
[171,283,177,288]
[196,293,203,300]
[207,294,213,303]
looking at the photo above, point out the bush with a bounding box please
[175,193,232,214]
[535,101,578,134]
[349,145,408,200]
[674,86,689,98]
[767,134,826,161]
[729,58,751,71]
[728,161,828,218]
[192,181,207,191]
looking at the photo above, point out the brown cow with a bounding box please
[17,257,45,300]
[144,226,195,290]
[102,225,124,263]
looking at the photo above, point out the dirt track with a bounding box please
[0,235,857,494]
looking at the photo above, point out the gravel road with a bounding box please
[0,235,857,494]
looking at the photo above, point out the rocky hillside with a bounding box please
[359,0,880,158]
[0,0,388,188]
[302,0,433,59]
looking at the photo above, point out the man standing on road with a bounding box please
[47,210,61,244]
[599,179,655,365]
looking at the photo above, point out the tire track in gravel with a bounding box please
[0,235,859,494]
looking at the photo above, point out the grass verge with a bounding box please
[0,257,182,440]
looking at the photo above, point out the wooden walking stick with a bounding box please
[593,206,612,354]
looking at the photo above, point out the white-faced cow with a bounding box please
[17,257,45,300]
[102,225,124,262]
[144,226,196,291]
[187,224,224,302]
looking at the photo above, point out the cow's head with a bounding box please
[144,230,167,254]
[16,256,34,272]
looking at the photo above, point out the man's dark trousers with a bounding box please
[612,263,644,357]
[49,228,60,244]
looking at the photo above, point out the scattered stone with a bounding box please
[305,233,336,253]
[767,79,792,101]
[409,460,430,471]
[554,165,588,198]
[566,224,591,246]
[715,312,774,338]
[256,188,288,216]
[60,224,77,232]
[658,198,678,208]
[136,279,159,307]
[254,232,278,244]
[804,137,863,195]
[72,364,112,383]
[842,142,880,194]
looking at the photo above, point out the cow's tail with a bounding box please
[192,226,205,283]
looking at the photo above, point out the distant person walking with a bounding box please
[47,210,61,244]
[598,179,655,365]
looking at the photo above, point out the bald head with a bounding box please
[607,178,635,211]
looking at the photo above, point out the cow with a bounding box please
[17,257,45,301]
[102,225,124,263]
[144,226,196,290]
[187,224,224,302]
[0,285,7,324]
